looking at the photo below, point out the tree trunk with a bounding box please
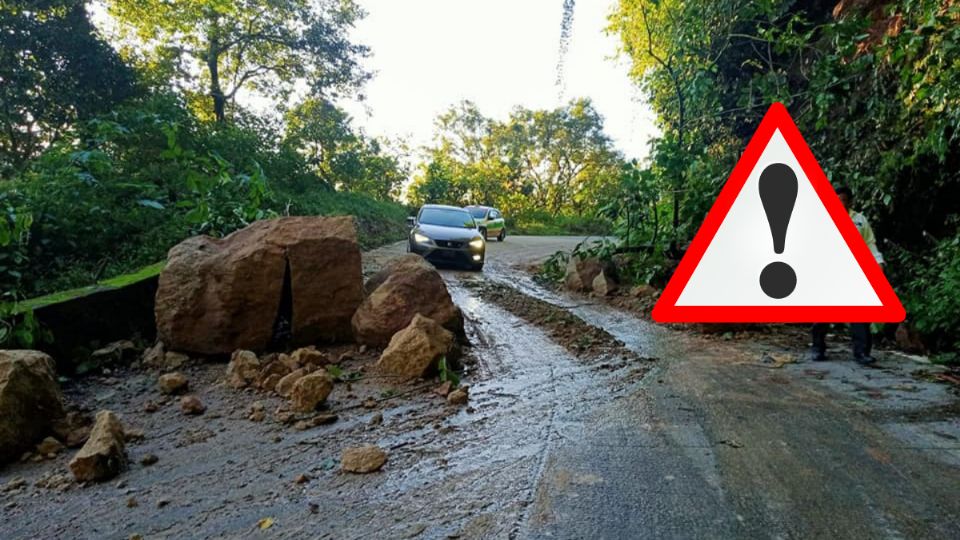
[208,34,225,123]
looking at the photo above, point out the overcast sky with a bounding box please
[340,0,658,161]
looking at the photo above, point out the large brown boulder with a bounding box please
[68,410,126,482]
[353,255,463,346]
[0,350,64,463]
[376,314,455,381]
[564,256,604,292]
[155,217,362,355]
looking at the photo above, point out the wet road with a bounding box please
[1,235,958,539]
[476,237,960,539]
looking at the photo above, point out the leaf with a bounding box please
[257,517,275,530]
[137,199,165,210]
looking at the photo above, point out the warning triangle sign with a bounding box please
[652,103,905,323]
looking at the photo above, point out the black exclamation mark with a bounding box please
[758,163,798,299]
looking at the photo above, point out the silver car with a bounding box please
[408,205,486,271]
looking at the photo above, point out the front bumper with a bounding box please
[410,240,484,266]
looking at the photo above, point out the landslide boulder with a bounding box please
[353,255,463,346]
[68,410,126,482]
[155,216,362,355]
[376,314,455,381]
[0,350,64,463]
[592,269,618,296]
[564,255,604,292]
[290,372,334,412]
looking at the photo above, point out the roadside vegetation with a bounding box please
[0,0,409,338]
[538,0,958,360]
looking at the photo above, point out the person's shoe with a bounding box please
[854,354,876,366]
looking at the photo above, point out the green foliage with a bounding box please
[2,94,407,298]
[438,356,460,388]
[0,0,136,173]
[108,0,369,122]
[537,250,570,284]
[610,0,960,349]
[409,99,625,229]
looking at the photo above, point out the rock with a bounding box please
[358,344,368,354]
[895,323,926,353]
[127,497,139,508]
[141,341,165,368]
[447,387,469,405]
[433,381,453,397]
[256,355,292,389]
[90,340,138,364]
[36,436,65,456]
[52,411,93,448]
[143,401,159,413]
[0,350,65,463]
[592,270,618,296]
[341,445,387,473]
[290,346,330,369]
[155,216,363,355]
[362,397,378,409]
[248,402,266,422]
[376,314,455,381]
[289,373,334,413]
[157,372,189,395]
[276,368,306,398]
[369,412,383,426]
[292,414,338,431]
[630,284,657,298]
[3,477,26,492]
[140,454,158,466]
[564,256,604,292]
[294,474,310,485]
[226,350,261,389]
[179,396,206,415]
[352,254,463,346]
[161,352,190,370]
[68,410,126,482]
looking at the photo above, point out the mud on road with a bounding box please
[2,235,959,539]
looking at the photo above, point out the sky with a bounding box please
[340,0,659,162]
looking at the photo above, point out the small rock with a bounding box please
[226,350,260,389]
[35,436,65,456]
[630,284,656,298]
[157,498,171,508]
[338,352,354,364]
[157,372,189,395]
[143,401,159,413]
[140,454,158,466]
[293,414,338,431]
[591,270,618,296]
[291,346,330,369]
[358,345,368,354]
[341,445,387,473]
[289,372,334,413]
[447,388,469,406]
[275,368,306,398]
[3,477,26,492]
[274,411,295,425]
[123,427,146,442]
[162,352,190,370]
[433,381,453,397]
[68,410,126,482]
[179,396,206,416]
[248,401,266,422]
[294,474,310,485]
[126,496,139,508]
[369,412,383,426]
[91,340,138,364]
[376,314,455,381]
[362,397,378,409]
[141,341,165,368]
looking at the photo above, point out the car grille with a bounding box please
[435,240,463,248]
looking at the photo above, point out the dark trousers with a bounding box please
[812,323,872,357]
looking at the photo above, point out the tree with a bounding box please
[108,0,369,122]
[0,0,135,174]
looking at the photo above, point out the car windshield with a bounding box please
[419,208,476,229]
[468,208,487,219]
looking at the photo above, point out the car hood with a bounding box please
[415,223,481,242]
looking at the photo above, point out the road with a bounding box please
[2,235,958,539]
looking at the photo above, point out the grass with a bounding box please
[15,261,166,314]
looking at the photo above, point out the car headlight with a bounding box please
[414,233,431,244]
[469,238,484,249]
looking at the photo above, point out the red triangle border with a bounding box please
[651,103,906,323]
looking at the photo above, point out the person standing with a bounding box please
[811,186,884,365]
